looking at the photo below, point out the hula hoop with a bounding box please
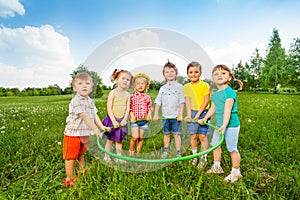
[97,120,224,163]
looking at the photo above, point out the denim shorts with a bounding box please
[186,110,210,135]
[163,119,182,135]
[211,126,240,152]
[130,120,148,131]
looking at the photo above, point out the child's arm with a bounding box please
[153,104,160,121]
[94,114,111,138]
[218,98,234,133]
[146,110,152,121]
[107,90,119,128]
[198,102,216,124]
[185,96,192,122]
[78,112,101,136]
[146,96,152,121]
[177,103,185,122]
[194,94,210,120]
[120,95,130,126]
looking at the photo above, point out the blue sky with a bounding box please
[0,0,299,89]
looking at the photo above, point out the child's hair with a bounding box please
[212,64,243,90]
[163,60,178,80]
[110,69,132,83]
[187,61,202,73]
[72,72,93,87]
[133,73,151,89]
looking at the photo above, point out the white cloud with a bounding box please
[204,41,267,68]
[0,0,25,18]
[0,25,76,89]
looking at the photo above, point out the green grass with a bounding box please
[0,92,299,199]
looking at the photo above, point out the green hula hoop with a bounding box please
[97,121,224,163]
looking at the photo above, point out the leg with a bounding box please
[230,152,241,169]
[130,127,139,152]
[164,134,171,148]
[104,140,114,159]
[199,134,208,152]
[77,154,85,173]
[190,134,199,149]
[136,129,145,153]
[65,159,75,181]
[116,142,123,154]
[174,134,181,151]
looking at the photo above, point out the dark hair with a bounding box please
[187,61,202,73]
[212,64,243,90]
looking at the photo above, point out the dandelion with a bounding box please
[20,127,24,130]
[57,141,62,145]
[0,126,5,130]
[22,119,25,123]
[44,128,48,131]
[1,131,5,133]
[248,119,252,122]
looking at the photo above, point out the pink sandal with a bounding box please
[62,177,77,187]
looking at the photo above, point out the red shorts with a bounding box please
[63,135,90,160]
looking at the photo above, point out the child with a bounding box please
[129,73,153,155]
[183,61,211,168]
[153,61,185,158]
[103,69,132,162]
[62,72,110,187]
[198,64,243,183]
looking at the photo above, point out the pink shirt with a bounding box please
[130,91,152,120]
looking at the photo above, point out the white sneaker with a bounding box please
[103,156,112,162]
[197,156,207,169]
[224,173,242,183]
[191,158,198,166]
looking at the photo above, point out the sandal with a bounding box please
[62,178,75,187]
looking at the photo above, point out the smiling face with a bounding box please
[73,77,93,98]
[187,66,201,84]
[163,66,177,82]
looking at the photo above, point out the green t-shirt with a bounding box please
[212,86,240,127]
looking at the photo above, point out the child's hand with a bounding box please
[185,116,191,122]
[218,125,226,134]
[153,114,159,121]
[130,116,136,123]
[95,130,103,138]
[120,119,127,127]
[112,121,119,128]
[146,114,152,122]
[198,119,205,125]
[177,114,182,122]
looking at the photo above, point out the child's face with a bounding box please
[212,69,231,85]
[163,67,177,82]
[73,78,93,97]
[134,77,147,93]
[117,73,131,89]
[187,66,201,83]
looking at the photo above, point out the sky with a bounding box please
[0,0,299,89]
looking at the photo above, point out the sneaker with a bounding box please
[115,158,127,164]
[161,151,169,159]
[191,158,198,166]
[103,156,112,162]
[197,156,207,169]
[207,165,224,174]
[224,173,242,183]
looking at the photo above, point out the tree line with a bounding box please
[1,28,299,97]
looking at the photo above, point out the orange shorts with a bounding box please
[63,135,90,160]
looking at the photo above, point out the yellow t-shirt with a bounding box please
[183,81,210,110]
[112,91,130,118]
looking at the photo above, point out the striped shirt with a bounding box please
[130,91,152,120]
[64,93,98,136]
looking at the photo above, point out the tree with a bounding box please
[248,48,264,91]
[70,64,104,98]
[232,61,248,90]
[286,38,300,89]
[261,29,286,93]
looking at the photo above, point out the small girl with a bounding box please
[62,72,110,187]
[183,61,211,168]
[129,73,153,155]
[103,69,132,162]
[198,64,243,183]
[153,61,185,158]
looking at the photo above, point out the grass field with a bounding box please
[0,92,299,199]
